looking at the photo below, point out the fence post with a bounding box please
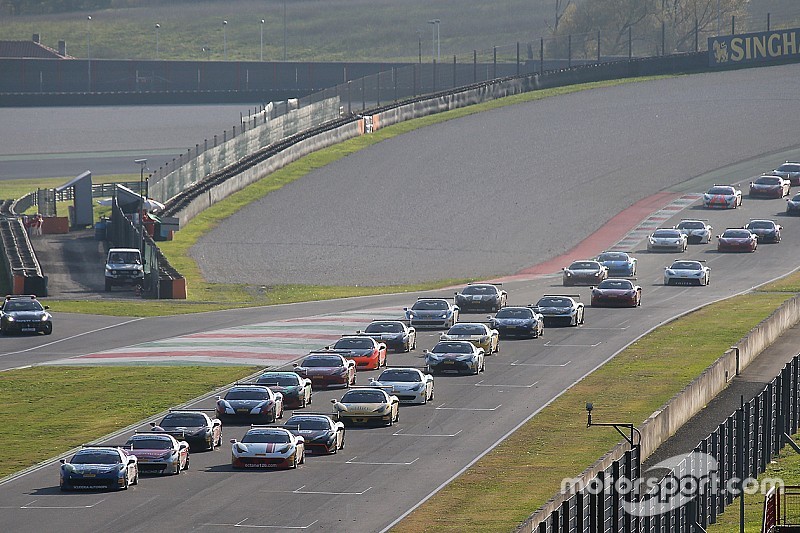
[473,50,477,82]
[492,46,497,79]
[568,35,572,68]
[732,15,736,35]
[347,80,352,115]
[413,64,417,97]
[393,67,397,102]
[628,26,632,61]
[540,37,544,75]
[361,77,365,111]
[695,18,699,52]
[662,21,666,55]
[516,41,520,76]
[452,55,456,89]
[597,31,600,62]
[376,72,381,107]
[433,59,437,92]
[767,12,771,31]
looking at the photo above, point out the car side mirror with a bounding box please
[423,350,429,355]
[60,459,66,464]
[293,363,299,367]
[128,458,136,465]
[230,439,237,444]
[44,305,50,310]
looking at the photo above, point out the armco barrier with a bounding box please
[518,293,800,532]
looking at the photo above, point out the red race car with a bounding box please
[749,175,790,198]
[294,351,356,389]
[590,279,642,308]
[329,336,387,370]
[716,228,757,252]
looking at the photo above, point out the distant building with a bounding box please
[0,35,72,59]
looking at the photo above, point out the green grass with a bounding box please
[391,291,795,532]
[0,365,258,478]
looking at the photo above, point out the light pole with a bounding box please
[86,15,92,91]
[260,19,265,61]
[283,0,287,61]
[135,159,147,254]
[427,19,440,62]
[222,20,228,60]
[155,23,160,59]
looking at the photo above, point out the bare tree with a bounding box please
[659,0,749,52]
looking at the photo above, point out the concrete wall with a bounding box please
[518,292,800,532]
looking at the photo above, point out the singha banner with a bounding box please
[709,28,800,67]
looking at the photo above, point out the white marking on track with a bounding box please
[203,518,319,529]
[474,380,538,388]
[17,497,107,509]
[542,340,601,347]
[510,360,571,367]
[345,456,419,465]
[392,428,462,437]
[435,403,501,411]
[288,485,372,495]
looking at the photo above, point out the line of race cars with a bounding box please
[56,163,798,489]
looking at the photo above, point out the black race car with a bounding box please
[151,410,223,451]
[0,295,52,335]
[284,413,345,454]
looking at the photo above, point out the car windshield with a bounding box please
[446,324,486,335]
[257,374,300,386]
[537,297,572,307]
[722,229,751,238]
[461,285,495,295]
[708,186,734,195]
[597,252,628,261]
[341,390,386,403]
[242,431,291,444]
[495,308,533,319]
[597,280,633,290]
[755,176,781,185]
[792,194,800,202]
[286,417,330,430]
[3,300,43,312]
[108,251,141,264]
[334,338,374,350]
[160,414,206,427]
[364,322,403,333]
[128,437,172,450]
[746,221,775,230]
[653,229,680,238]
[71,451,120,464]
[568,261,599,270]
[412,300,449,310]
[301,356,343,367]
[225,388,270,400]
[432,342,473,354]
[377,369,421,382]
[677,221,705,229]
[777,164,800,172]
[671,262,702,270]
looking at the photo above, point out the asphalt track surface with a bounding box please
[0,103,261,180]
[1,66,800,532]
[192,62,800,286]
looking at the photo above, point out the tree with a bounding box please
[556,0,659,56]
[658,0,749,53]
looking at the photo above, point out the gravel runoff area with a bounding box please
[190,63,800,286]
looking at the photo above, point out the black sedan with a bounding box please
[0,295,52,335]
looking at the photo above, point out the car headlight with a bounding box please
[277,445,292,454]
[6,316,14,322]
[372,404,389,413]
[564,271,573,276]
[665,270,674,275]
[427,353,443,361]
[234,442,248,453]
[410,382,424,391]
[456,355,474,362]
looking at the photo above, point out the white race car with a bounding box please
[664,260,711,286]
[647,228,688,253]
[674,219,713,244]
[369,367,434,404]
[230,426,305,469]
[703,184,742,209]
[125,432,190,475]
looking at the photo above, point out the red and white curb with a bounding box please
[604,194,702,252]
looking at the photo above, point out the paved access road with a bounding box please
[1,185,798,532]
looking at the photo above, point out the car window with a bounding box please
[447,324,486,335]
[568,262,599,270]
[3,300,43,312]
[746,221,774,229]
[286,417,330,430]
[377,369,421,382]
[707,186,734,195]
[652,229,681,238]
[677,221,705,229]
[364,322,403,333]
[412,300,449,310]
[537,297,572,307]
[671,262,701,270]
[334,338,374,349]
[302,356,344,367]
[597,280,633,289]
[160,414,206,427]
[495,308,532,318]
[722,229,752,238]
[777,164,800,172]
[341,390,386,403]
[755,176,781,185]
[597,252,628,261]
[242,431,291,444]
[128,437,172,450]
[257,374,299,386]
[432,342,473,354]
[225,388,270,400]
[71,451,120,464]
[461,285,495,295]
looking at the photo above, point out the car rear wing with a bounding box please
[81,444,133,451]
[167,408,217,413]
[381,365,429,371]
[541,294,581,299]
[136,429,186,439]
[286,411,341,421]
[250,424,302,430]
[345,385,396,392]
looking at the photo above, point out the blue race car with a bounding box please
[489,306,544,338]
[60,446,139,491]
[595,251,637,277]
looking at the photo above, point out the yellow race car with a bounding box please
[439,322,499,354]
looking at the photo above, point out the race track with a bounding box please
[192,62,800,286]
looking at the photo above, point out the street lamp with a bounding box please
[223,20,228,60]
[135,158,147,254]
[260,19,265,61]
[86,15,92,91]
[427,19,440,62]
[155,23,160,59]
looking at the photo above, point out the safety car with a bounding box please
[770,161,800,186]
[284,413,345,454]
[703,184,742,209]
[454,283,507,312]
[124,432,189,475]
[256,371,313,409]
[664,260,711,286]
[440,322,499,354]
[293,351,356,389]
[369,367,434,404]
[230,426,305,469]
[329,335,387,370]
[488,306,544,338]
[331,387,400,426]
[590,279,641,308]
[717,228,757,252]
[404,298,459,329]
[596,251,637,277]
[358,320,416,352]
[59,446,138,491]
[424,340,485,375]
[749,175,790,198]
[151,410,222,451]
[744,219,782,243]
[216,384,284,423]
[532,295,584,327]
[674,219,713,244]
[0,295,53,335]
[562,260,608,286]
[647,228,688,253]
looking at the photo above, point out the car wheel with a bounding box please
[339,432,345,450]
[307,390,312,405]
[173,460,181,475]
[104,279,112,292]
[473,363,480,375]
[299,448,305,465]
[184,455,190,470]
[120,474,129,491]
[429,387,434,401]
[299,394,306,408]
[42,323,53,335]
[60,483,69,492]
[291,453,298,469]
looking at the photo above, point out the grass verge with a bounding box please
[390,276,800,532]
[0,365,258,478]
